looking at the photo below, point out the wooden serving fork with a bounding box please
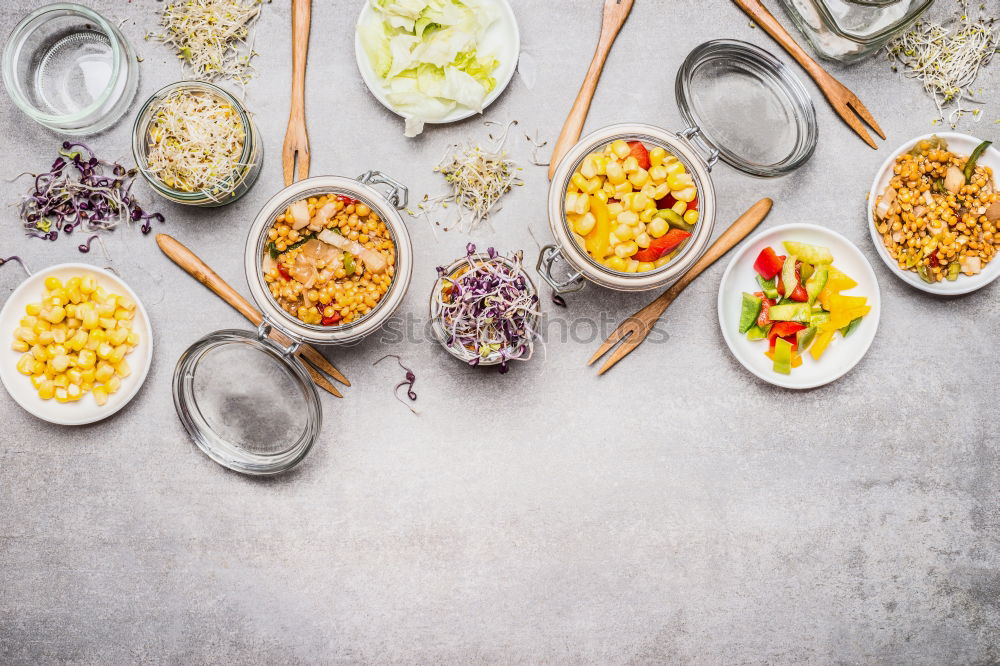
[589,198,773,375]
[732,0,885,149]
[156,234,349,398]
[282,0,312,185]
[547,0,634,179]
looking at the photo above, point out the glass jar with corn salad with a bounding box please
[132,81,262,207]
[873,135,999,284]
[539,124,717,293]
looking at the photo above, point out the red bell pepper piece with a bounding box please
[769,334,799,353]
[688,195,698,211]
[656,193,678,210]
[627,141,650,170]
[632,229,691,262]
[770,321,807,338]
[928,250,940,267]
[277,263,292,281]
[755,291,777,328]
[336,194,357,205]
[321,312,343,326]
[753,247,784,280]
[775,259,809,302]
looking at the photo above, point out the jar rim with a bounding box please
[131,80,258,204]
[2,3,129,126]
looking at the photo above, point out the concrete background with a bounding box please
[1,0,998,663]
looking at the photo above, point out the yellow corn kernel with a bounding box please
[107,327,128,346]
[628,168,649,188]
[637,261,656,272]
[31,374,46,389]
[11,339,29,353]
[648,218,669,238]
[605,256,628,272]
[579,155,598,179]
[108,345,127,365]
[67,383,82,401]
[640,208,656,223]
[16,354,34,375]
[673,187,697,203]
[630,193,650,212]
[95,363,114,384]
[117,319,132,330]
[649,147,666,167]
[80,275,97,294]
[615,242,639,259]
[53,374,68,389]
[77,349,97,369]
[625,259,640,273]
[96,344,113,363]
[81,382,93,392]
[126,331,140,346]
[96,302,115,318]
[14,327,37,344]
[614,224,635,241]
[605,161,626,186]
[54,387,69,403]
[48,289,68,306]
[44,276,62,290]
[98,317,117,330]
[93,385,109,406]
[622,156,639,173]
[66,277,81,291]
[25,302,41,316]
[114,359,131,378]
[51,355,70,373]
[43,305,66,324]
[571,173,589,191]
[664,161,685,177]
[106,376,121,394]
[671,200,688,216]
[617,211,639,226]
[648,165,667,182]
[611,140,630,159]
[81,308,100,330]
[68,329,88,352]
[80,368,96,384]
[51,327,66,345]
[684,209,699,225]
[33,319,51,333]
[635,232,652,249]
[583,177,602,194]
[650,183,670,201]
[94,286,108,302]
[30,345,47,362]
[67,288,82,305]
[573,212,597,236]
[20,315,38,329]
[38,380,55,400]
[654,255,672,268]
[46,344,65,360]
[33,360,46,376]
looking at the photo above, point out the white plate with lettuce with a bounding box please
[355,0,520,137]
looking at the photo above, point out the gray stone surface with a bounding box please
[1,0,998,663]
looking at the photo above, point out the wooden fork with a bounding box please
[156,234,350,398]
[589,198,773,375]
[732,0,885,149]
[547,0,634,179]
[282,0,311,186]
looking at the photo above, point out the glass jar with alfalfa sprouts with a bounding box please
[132,81,262,207]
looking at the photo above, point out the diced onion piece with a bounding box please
[290,200,310,230]
[959,255,982,275]
[317,229,387,274]
[876,187,896,219]
[944,166,964,194]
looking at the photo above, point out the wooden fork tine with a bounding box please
[587,323,635,366]
[298,345,350,386]
[304,363,343,398]
[832,101,877,150]
[597,335,644,376]
[847,96,886,140]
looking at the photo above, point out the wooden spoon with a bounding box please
[547,0,634,180]
[282,0,312,186]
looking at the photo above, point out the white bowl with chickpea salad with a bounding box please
[243,172,412,344]
[868,132,1000,295]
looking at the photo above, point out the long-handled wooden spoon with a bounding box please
[282,0,312,185]
[156,234,349,398]
[589,198,773,375]
[732,0,885,149]
[547,0,634,179]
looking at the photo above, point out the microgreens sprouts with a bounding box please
[15,142,164,247]
[886,1,999,125]
[374,354,418,414]
[433,244,540,374]
[150,0,264,85]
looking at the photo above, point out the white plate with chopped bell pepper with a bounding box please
[718,224,881,389]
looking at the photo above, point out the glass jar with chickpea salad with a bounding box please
[170,172,411,476]
[538,41,817,293]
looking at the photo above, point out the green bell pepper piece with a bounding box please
[917,264,934,283]
[780,255,798,299]
[655,209,693,232]
[746,324,768,341]
[268,242,279,260]
[946,261,960,281]
[839,317,863,338]
[805,265,828,304]
[796,326,817,352]
[809,312,831,327]
[344,252,356,276]
[773,337,793,375]
[965,140,992,183]
[782,241,833,265]
[739,292,762,333]
[756,275,779,299]
[768,302,812,322]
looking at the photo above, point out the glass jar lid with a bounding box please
[675,40,818,177]
[172,328,321,475]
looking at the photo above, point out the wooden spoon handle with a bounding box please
[730,0,824,79]
[547,0,634,180]
[156,234,264,327]
[639,198,773,325]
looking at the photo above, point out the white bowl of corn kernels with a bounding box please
[868,132,1000,296]
[0,264,153,425]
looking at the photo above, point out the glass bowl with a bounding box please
[2,3,138,135]
[132,81,262,207]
